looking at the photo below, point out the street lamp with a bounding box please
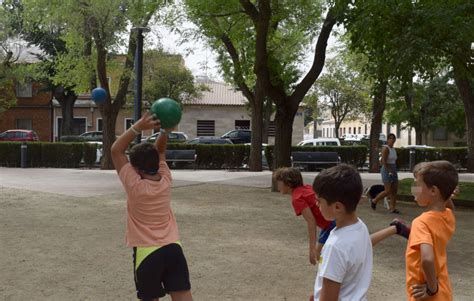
[132,26,150,144]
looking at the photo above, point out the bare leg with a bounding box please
[373,182,391,204]
[370,226,397,247]
[389,181,399,211]
[170,290,193,301]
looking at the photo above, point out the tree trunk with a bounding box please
[453,60,474,171]
[101,105,119,169]
[369,79,387,172]
[54,87,78,137]
[273,101,297,169]
[262,97,272,144]
[415,127,423,145]
[249,82,264,171]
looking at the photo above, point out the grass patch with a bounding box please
[398,178,474,202]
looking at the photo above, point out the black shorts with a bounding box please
[133,243,191,300]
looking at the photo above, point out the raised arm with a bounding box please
[154,128,171,162]
[111,112,159,173]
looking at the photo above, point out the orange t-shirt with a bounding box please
[405,208,455,301]
[118,161,179,247]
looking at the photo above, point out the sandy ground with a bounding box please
[1,184,473,301]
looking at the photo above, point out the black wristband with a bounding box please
[426,283,438,296]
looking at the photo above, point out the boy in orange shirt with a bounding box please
[406,160,458,300]
[111,112,192,301]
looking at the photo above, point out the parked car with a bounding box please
[145,131,188,144]
[221,129,251,144]
[244,143,269,169]
[86,141,103,164]
[296,138,341,146]
[79,131,103,142]
[186,137,233,144]
[0,129,39,142]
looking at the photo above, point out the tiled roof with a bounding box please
[184,80,248,106]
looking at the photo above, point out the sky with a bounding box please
[148,22,342,83]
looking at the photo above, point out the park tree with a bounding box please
[315,56,370,139]
[142,49,204,104]
[184,0,346,171]
[15,0,168,168]
[343,0,474,171]
[3,0,92,137]
[386,75,465,144]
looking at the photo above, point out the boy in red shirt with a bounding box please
[274,167,336,264]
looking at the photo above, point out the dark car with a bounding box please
[145,131,188,144]
[221,129,251,144]
[185,137,233,145]
[0,129,39,142]
[79,131,103,142]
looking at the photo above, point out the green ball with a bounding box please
[150,98,182,129]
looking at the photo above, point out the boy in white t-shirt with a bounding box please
[311,164,373,301]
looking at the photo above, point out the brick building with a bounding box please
[0,81,53,141]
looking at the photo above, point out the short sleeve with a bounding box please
[409,218,433,250]
[292,192,309,216]
[118,163,141,193]
[319,244,347,283]
[159,161,172,182]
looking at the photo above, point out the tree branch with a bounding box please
[291,7,337,102]
[239,0,259,23]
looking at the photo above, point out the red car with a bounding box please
[0,129,39,141]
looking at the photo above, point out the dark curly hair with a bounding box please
[128,143,159,175]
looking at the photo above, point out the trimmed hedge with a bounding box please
[396,147,467,170]
[264,145,368,170]
[0,142,96,168]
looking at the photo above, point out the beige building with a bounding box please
[53,80,305,144]
[181,80,304,144]
[306,114,465,147]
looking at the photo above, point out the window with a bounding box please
[397,123,402,138]
[353,127,356,134]
[235,120,250,130]
[343,128,346,134]
[197,120,215,136]
[97,118,103,131]
[16,82,33,98]
[365,124,368,135]
[16,119,32,130]
[358,127,361,134]
[57,117,87,139]
[268,120,275,136]
[125,118,134,131]
[348,127,351,134]
[433,127,448,140]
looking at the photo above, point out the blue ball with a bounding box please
[91,87,107,104]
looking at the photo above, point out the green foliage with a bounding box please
[398,178,474,202]
[143,49,204,104]
[386,74,465,139]
[315,54,370,136]
[395,147,468,170]
[0,142,96,167]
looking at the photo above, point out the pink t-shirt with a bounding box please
[118,161,179,247]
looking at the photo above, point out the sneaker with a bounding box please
[390,218,411,239]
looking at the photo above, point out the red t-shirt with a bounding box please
[291,184,332,230]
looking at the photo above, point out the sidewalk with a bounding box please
[1,167,473,197]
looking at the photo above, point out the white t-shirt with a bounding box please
[313,218,373,301]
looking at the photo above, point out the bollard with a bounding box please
[409,148,416,171]
[21,142,27,168]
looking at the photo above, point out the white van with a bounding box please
[297,138,341,146]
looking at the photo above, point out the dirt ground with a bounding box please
[1,184,473,301]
